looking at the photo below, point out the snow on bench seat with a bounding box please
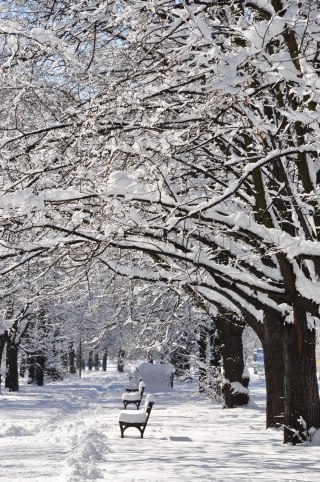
[119,409,147,424]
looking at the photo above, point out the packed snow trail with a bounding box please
[0,368,320,481]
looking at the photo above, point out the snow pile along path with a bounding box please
[64,425,110,481]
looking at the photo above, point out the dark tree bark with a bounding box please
[27,354,45,385]
[0,332,7,363]
[102,349,108,371]
[19,356,27,378]
[76,346,81,369]
[0,331,8,387]
[76,340,85,374]
[35,355,45,386]
[117,349,125,372]
[208,327,222,397]
[282,306,320,444]
[28,355,36,383]
[3,300,17,391]
[61,352,68,370]
[198,324,207,392]
[215,316,250,408]
[209,328,221,368]
[5,334,19,392]
[88,350,93,371]
[94,353,99,371]
[263,314,285,429]
[68,343,76,374]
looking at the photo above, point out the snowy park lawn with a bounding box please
[1,367,320,482]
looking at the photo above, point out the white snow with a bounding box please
[119,403,149,423]
[121,391,141,402]
[0,189,44,210]
[0,368,320,481]
[133,362,175,389]
[229,381,250,396]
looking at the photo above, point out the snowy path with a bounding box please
[0,370,320,481]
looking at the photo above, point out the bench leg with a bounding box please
[119,422,125,438]
[138,426,144,438]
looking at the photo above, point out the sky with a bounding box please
[0,364,320,481]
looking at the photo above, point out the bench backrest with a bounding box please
[144,394,155,413]
[139,380,146,395]
[144,395,155,430]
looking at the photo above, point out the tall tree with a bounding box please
[2,0,320,443]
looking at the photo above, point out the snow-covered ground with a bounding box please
[1,366,319,482]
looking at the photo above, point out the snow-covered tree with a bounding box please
[2,0,320,443]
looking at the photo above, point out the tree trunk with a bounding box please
[282,306,320,444]
[207,327,222,398]
[215,316,250,408]
[102,349,107,371]
[76,345,82,370]
[263,314,285,429]
[76,338,85,378]
[61,352,68,370]
[5,336,19,392]
[94,353,99,371]
[27,354,45,385]
[28,355,36,384]
[88,350,93,371]
[0,332,8,388]
[19,356,27,378]
[209,328,221,368]
[198,324,207,392]
[0,332,7,363]
[34,355,45,386]
[68,343,76,374]
[117,349,125,372]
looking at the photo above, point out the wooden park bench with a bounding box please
[119,394,155,438]
[122,380,145,409]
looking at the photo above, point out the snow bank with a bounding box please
[64,427,111,481]
[34,409,112,481]
[133,362,175,391]
[0,424,33,437]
